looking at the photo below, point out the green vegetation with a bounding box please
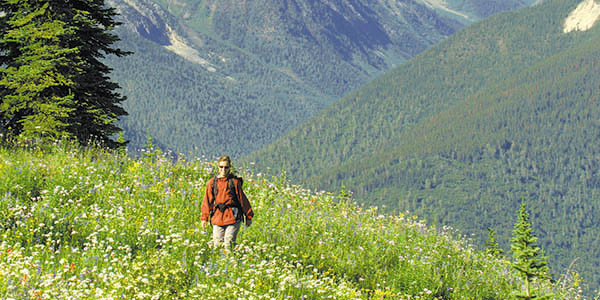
[0,144,584,299]
[0,0,129,148]
[485,228,504,258]
[105,25,332,157]
[245,0,600,293]
[0,1,76,142]
[511,201,552,299]
[106,0,496,156]
[100,0,537,157]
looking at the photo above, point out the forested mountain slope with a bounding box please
[246,0,600,292]
[104,0,532,156]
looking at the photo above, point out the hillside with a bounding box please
[0,145,583,299]
[245,0,600,293]
[103,0,533,157]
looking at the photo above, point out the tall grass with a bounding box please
[0,144,583,299]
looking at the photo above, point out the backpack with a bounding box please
[210,175,243,221]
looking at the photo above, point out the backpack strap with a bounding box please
[209,176,218,218]
[227,176,242,209]
[212,176,218,202]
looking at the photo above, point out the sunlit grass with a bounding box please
[0,143,583,299]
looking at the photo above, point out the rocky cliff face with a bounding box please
[108,0,173,46]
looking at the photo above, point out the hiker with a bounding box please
[201,155,253,250]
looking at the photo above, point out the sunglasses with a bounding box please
[218,165,230,169]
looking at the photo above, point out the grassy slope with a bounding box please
[0,145,582,299]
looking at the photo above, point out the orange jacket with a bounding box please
[201,176,253,226]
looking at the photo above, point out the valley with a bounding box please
[105,0,531,156]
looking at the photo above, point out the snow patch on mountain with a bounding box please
[163,25,216,72]
[564,0,600,33]
[419,0,470,20]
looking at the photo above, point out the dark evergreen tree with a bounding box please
[511,201,552,299]
[0,1,77,142]
[0,0,130,147]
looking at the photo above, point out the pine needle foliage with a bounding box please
[0,1,77,142]
[511,201,552,299]
[485,227,504,258]
[0,0,130,148]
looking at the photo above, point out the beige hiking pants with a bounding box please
[212,221,241,249]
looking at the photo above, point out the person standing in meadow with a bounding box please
[201,155,254,250]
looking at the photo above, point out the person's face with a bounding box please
[218,161,231,177]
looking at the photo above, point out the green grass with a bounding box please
[0,143,583,299]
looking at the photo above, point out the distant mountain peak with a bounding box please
[564,0,600,33]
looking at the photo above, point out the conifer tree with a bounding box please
[0,0,130,147]
[511,201,552,299]
[0,2,77,142]
[338,183,352,201]
[484,227,504,258]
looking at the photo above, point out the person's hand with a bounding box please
[201,220,207,229]
[245,218,252,227]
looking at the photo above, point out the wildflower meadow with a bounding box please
[0,144,583,299]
